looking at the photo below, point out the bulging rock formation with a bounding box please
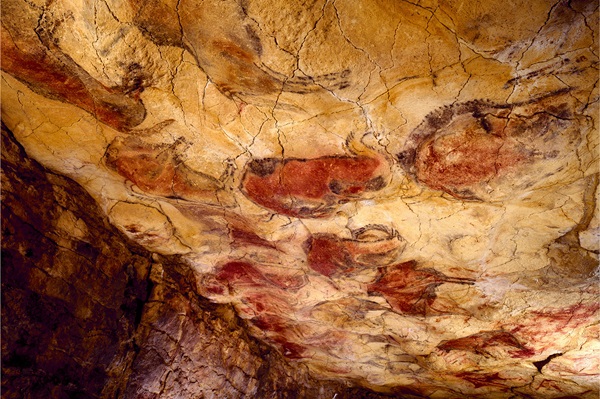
[2,0,598,398]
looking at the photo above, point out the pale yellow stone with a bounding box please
[109,201,190,254]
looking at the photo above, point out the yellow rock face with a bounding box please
[2,0,598,396]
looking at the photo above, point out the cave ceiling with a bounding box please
[1,0,599,397]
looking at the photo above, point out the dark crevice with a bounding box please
[533,352,563,372]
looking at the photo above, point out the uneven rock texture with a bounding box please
[1,125,393,398]
[1,0,599,397]
[2,125,151,399]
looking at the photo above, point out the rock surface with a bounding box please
[1,0,599,397]
[1,124,392,398]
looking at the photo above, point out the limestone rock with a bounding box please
[1,0,598,397]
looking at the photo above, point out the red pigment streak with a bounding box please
[455,372,506,388]
[216,261,264,287]
[415,128,526,198]
[210,39,279,96]
[204,284,224,295]
[305,233,401,277]
[251,314,289,333]
[114,154,177,196]
[213,40,256,64]
[242,156,385,218]
[531,302,600,322]
[244,291,292,314]
[1,29,144,131]
[230,228,275,249]
[367,261,473,316]
[511,302,600,338]
[216,261,306,292]
[107,139,221,201]
[306,235,354,277]
[538,379,567,392]
[305,330,348,350]
[262,272,307,291]
[272,337,306,359]
[438,330,534,358]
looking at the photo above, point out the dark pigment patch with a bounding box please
[251,314,289,334]
[274,339,306,359]
[533,352,563,372]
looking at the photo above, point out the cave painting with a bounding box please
[437,330,534,358]
[1,0,598,397]
[105,135,223,203]
[398,92,585,201]
[305,227,405,277]
[241,155,389,218]
[1,7,146,131]
[367,260,475,316]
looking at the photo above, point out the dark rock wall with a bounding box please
[1,122,151,399]
[1,123,396,399]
